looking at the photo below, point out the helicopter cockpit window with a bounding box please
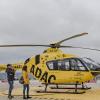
[70,58,87,71]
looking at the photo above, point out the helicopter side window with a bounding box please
[47,59,70,70]
[56,60,71,70]
[58,61,63,70]
[47,62,54,70]
[70,58,87,71]
[47,61,58,70]
[53,61,58,70]
[76,59,86,70]
[70,59,78,70]
[63,59,70,70]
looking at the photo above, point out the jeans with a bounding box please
[8,81,14,96]
[23,84,29,97]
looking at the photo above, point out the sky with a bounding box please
[0,0,100,63]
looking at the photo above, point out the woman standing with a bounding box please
[22,65,31,99]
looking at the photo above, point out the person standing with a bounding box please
[6,64,15,99]
[22,65,31,99]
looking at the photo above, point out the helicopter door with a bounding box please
[70,58,88,82]
[47,59,71,83]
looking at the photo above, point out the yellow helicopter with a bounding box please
[0,32,100,93]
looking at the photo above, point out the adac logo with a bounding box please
[30,65,56,83]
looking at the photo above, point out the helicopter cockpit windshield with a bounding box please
[81,57,100,71]
[46,58,88,71]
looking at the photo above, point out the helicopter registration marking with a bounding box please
[30,65,56,83]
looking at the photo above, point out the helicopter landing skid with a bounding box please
[50,86,91,90]
[37,83,86,94]
[50,83,91,90]
[66,90,85,94]
[36,90,85,94]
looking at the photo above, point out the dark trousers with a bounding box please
[8,81,14,96]
[23,84,29,97]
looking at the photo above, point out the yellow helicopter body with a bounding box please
[26,48,93,84]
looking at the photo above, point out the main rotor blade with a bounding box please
[60,45,100,51]
[56,32,88,45]
[0,44,50,47]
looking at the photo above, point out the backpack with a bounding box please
[19,76,24,84]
